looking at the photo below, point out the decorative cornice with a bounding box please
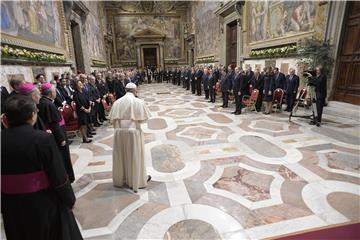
[215,1,236,17]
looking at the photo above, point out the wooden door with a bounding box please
[334,1,360,105]
[226,21,237,66]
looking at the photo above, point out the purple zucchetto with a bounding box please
[41,82,53,94]
[18,82,36,94]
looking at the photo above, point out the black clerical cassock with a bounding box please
[38,96,75,183]
[1,124,82,240]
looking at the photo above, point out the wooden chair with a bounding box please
[242,89,259,112]
[60,105,80,139]
[272,88,285,112]
[102,98,111,112]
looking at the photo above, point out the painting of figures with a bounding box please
[86,13,105,59]
[249,1,318,43]
[194,1,220,57]
[0,1,64,49]
[250,1,268,42]
[114,15,182,60]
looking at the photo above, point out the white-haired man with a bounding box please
[109,83,151,192]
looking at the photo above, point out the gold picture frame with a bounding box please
[246,1,329,49]
[0,1,68,56]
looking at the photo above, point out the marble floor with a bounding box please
[69,83,360,240]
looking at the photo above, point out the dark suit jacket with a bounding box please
[208,74,216,88]
[1,86,9,113]
[274,72,286,90]
[251,74,264,92]
[57,85,72,104]
[202,74,209,90]
[285,74,300,94]
[221,71,234,92]
[315,74,327,99]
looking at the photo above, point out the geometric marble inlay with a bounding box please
[73,183,139,230]
[151,144,185,173]
[213,166,273,202]
[325,152,359,173]
[240,135,286,158]
[207,113,233,123]
[163,219,221,240]
[147,118,168,130]
[178,126,219,141]
[165,109,198,118]
[253,120,285,131]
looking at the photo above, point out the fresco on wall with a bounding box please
[0,1,64,49]
[194,1,220,58]
[249,1,318,43]
[114,15,182,60]
[85,12,105,60]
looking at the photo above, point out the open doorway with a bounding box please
[143,48,158,69]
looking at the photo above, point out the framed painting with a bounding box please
[0,1,67,55]
[247,1,329,48]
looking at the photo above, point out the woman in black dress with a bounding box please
[263,67,274,115]
[73,80,92,143]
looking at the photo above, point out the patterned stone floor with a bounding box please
[69,83,360,240]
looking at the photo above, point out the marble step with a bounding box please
[324,101,360,120]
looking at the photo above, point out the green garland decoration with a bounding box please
[196,56,215,64]
[1,45,66,63]
[250,44,297,58]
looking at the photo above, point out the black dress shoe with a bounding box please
[309,121,316,125]
[235,112,241,115]
[231,111,236,114]
[91,132,96,135]
[82,139,92,143]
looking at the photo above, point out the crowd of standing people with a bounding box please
[0,62,327,240]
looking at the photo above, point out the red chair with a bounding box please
[242,89,259,111]
[249,84,254,95]
[272,88,285,112]
[102,98,111,112]
[70,101,78,119]
[60,105,79,138]
[108,93,116,104]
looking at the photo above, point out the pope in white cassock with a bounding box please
[109,82,151,192]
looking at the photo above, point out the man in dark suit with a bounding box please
[190,67,196,94]
[311,66,327,126]
[195,66,204,96]
[250,69,264,112]
[185,67,191,91]
[208,68,216,103]
[221,65,234,108]
[232,67,242,114]
[245,66,254,88]
[273,67,286,90]
[57,78,72,104]
[202,68,210,99]
[285,68,299,112]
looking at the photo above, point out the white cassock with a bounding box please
[109,92,151,191]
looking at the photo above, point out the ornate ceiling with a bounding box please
[104,1,189,14]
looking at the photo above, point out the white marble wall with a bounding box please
[243,57,298,75]
[0,65,71,91]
